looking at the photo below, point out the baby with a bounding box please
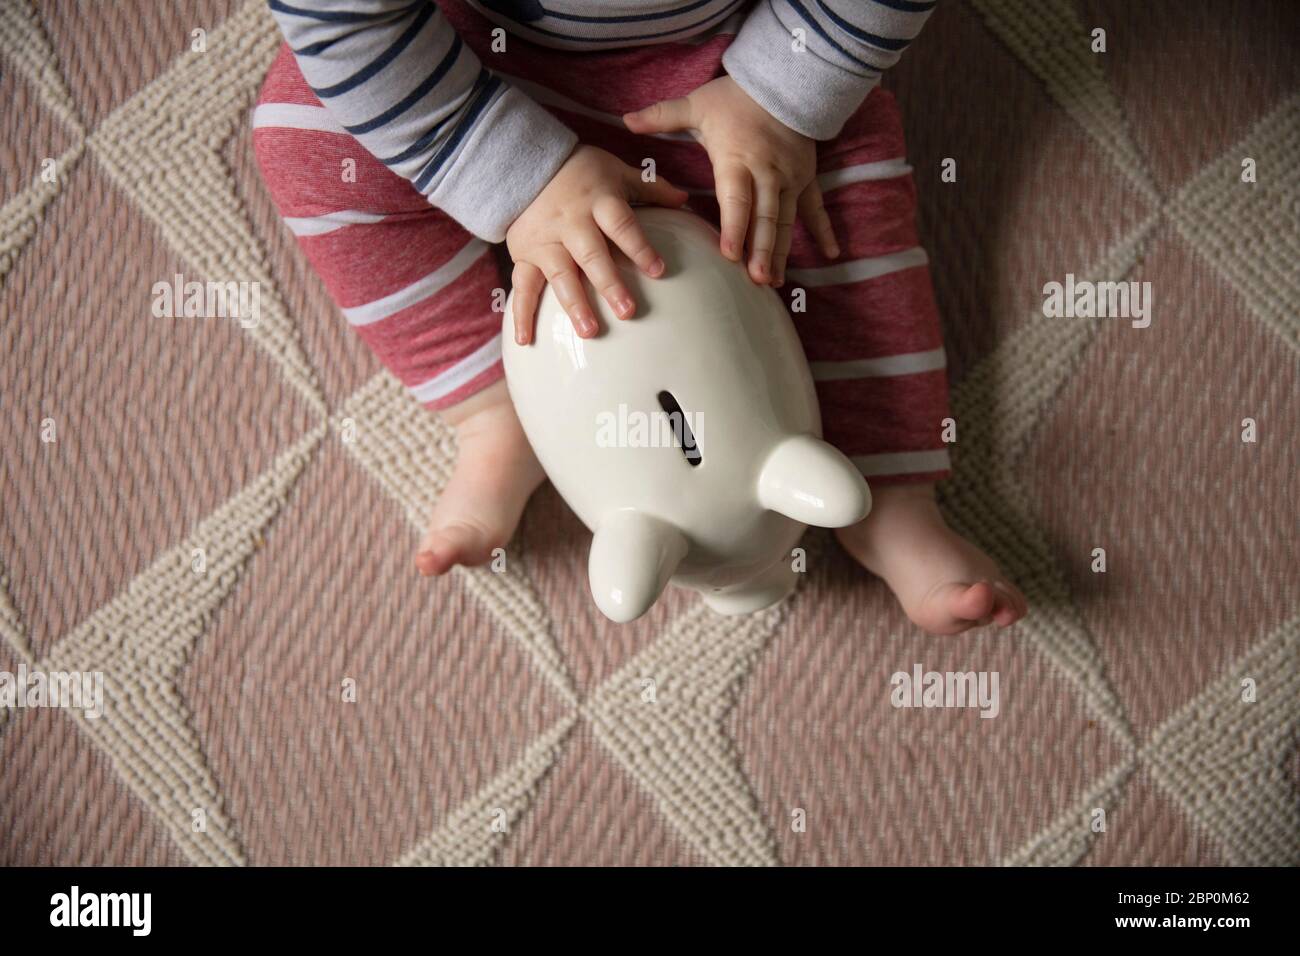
[254,0,1028,634]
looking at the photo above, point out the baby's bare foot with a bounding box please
[414,380,545,576]
[835,483,1028,635]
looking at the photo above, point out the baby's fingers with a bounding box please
[746,173,782,284]
[511,261,545,345]
[771,189,798,287]
[715,165,751,262]
[536,245,600,338]
[565,226,635,320]
[798,179,840,260]
[594,196,665,279]
[624,167,689,210]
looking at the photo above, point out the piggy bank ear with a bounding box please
[588,511,689,624]
[757,435,872,528]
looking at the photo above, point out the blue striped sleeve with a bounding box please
[268,0,577,242]
[722,0,937,139]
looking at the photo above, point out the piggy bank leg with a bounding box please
[701,560,798,616]
[589,512,689,624]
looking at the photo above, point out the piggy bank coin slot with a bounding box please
[656,390,701,467]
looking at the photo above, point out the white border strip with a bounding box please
[284,209,388,237]
[342,240,489,326]
[851,448,952,477]
[252,102,348,135]
[811,347,946,381]
[817,157,912,192]
[410,335,503,404]
[786,246,927,288]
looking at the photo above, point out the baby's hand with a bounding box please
[507,145,688,345]
[624,76,839,287]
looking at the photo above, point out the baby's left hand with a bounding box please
[624,76,839,287]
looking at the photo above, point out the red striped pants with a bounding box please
[252,5,952,484]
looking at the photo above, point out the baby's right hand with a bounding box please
[506,145,688,345]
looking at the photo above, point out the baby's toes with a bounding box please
[907,581,997,635]
[952,581,997,624]
[990,581,1028,627]
[416,521,497,576]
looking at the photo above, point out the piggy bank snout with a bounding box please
[757,435,872,528]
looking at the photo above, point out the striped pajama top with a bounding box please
[268,0,937,241]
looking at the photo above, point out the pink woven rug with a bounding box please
[1,0,1296,865]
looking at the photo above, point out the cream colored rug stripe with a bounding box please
[1003,608,1300,867]
[0,0,86,288]
[334,373,578,705]
[0,565,33,666]
[1000,761,1136,866]
[944,217,1159,758]
[0,0,84,136]
[0,142,86,287]
[86,0,327,417]
[396,715,578,866]
[1141,615,1300,866]
[0,565,35,735]
[584,601,787,867]
[948,215,1158,465]
[1168,93,1300,355]
[40,425,327,866]
[971,0,1159,203]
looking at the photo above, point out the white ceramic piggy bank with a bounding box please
[503,208,870,623]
